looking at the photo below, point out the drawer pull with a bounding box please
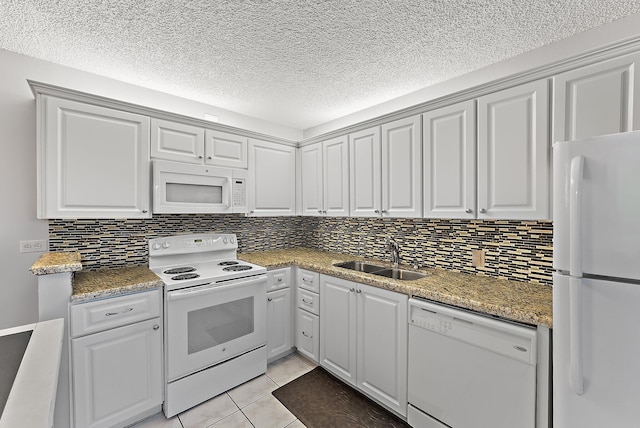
[302,278,313,283]
[105,307,134,317]
[277,277,283,282]
[302,331,312,338]
[302,298,313,305]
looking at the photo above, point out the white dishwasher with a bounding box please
[407,298,537,428]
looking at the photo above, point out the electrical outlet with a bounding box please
[472,249,486,268]
[20,239,48,253]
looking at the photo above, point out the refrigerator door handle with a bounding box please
[569,155,584,395]
[569,155,584,277]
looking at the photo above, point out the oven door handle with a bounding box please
[166,274,267,301]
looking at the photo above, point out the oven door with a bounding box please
[165,274,267,381]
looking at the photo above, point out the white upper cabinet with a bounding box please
[248,139,296,216]
[381,115,422,218]
[323,136,350,216]
[300,142,324,216]
[39,96,151,219]
[300,136,349,216]
[423,100,477,219]
[151,118,248,168]
[204,129,248,168]
[349,127,381,217]
[151,118,204,163]
[553,51,640,144]
[478,79,550,220]
[349,117,421,218]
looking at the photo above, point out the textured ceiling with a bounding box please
[2,1,640,130]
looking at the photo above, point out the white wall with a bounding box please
[0,49,301,329]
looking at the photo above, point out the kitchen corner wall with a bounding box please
[49,216,552,285]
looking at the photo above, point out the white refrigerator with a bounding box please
[553,131,640,427]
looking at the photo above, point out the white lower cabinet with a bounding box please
[70,290,162,428]
[320,274,408,417]
[267,289,293,361]
[266,268,294,362]
[295,268,321,363]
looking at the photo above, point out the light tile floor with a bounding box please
[131,353,315,428]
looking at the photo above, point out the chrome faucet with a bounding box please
[387,237,400,267]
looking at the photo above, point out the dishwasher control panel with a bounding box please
[410,307,454,335]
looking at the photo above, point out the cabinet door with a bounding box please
[423,101,476,219]
[349,127,381,217]
[300,142,324,216]
[323,135,350,217]
[296,308,320,363]
[41,96,150,218]
[248,139,296,216]
[320,275,357,386]
[204,129,248,169]
[478,79,550,220]
[381,115,422,218]
[266,288,293,361]
[150,118,204,163]
[71,318,162,428]
[554,51,640,144]
[357,283,408,417]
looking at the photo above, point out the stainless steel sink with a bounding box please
[333,261,387,273]
[334,261,426,281]
[371,268,426,281]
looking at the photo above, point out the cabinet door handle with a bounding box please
[153,325,160,330]
[142,210,148,213]
[349,288,355,292]
[465,208,472,213]
[302,298,313,305]
[302,331,312,338]
[374,209,380,214]
[105,307,133,317]
[356,289,362,294]
[207,156,212,160]
[267,297,273,302]
[198,155,203,159]
[480,208,487,213]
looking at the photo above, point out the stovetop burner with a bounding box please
[218,261,239,266]
[172,273,200,280]
[222,265,252,272]
[164,266,196,275]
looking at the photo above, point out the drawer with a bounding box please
[70,289,161,337]
[297,269,320,293]
[267,268,292,292]
[297,288,319,315]
[296,308,319,363]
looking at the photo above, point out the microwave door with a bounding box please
[153,164,233,214]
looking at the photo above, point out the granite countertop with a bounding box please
[30,252,82,276]
[239,248,553,327]
[72,266,163,303]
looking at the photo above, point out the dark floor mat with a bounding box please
[272,366,410,428]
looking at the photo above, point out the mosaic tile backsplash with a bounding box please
[49,215,553,285]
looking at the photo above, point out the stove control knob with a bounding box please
[152,243,161,250]
[162,242,170,249]
[223,237,228,244]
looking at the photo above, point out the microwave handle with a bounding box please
[226,177,232,208]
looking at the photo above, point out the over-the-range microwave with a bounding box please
[153,160,247,214]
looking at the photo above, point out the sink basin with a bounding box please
[372,268,426,281]
[333,261,387,273]
[334,261,426,281]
